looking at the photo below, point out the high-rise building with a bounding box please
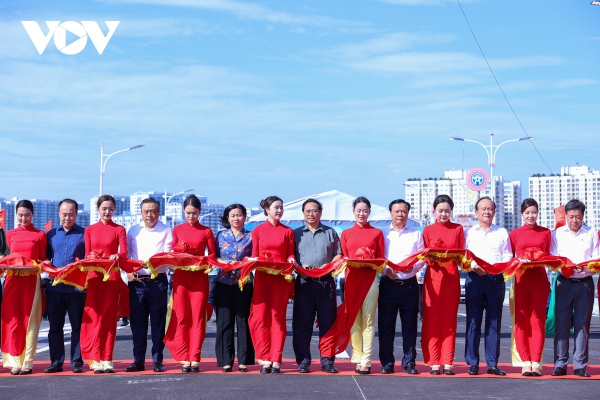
[90,195,130,224]
[503,181,522,232]
[201,203,226,234]
[529,165,600,230]
[130,191,166,217]
[93,192,225,234]
[0,198,88,230]
[405,170,519,230]
[0,198,16,230]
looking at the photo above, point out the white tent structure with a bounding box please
[247,190,422,232]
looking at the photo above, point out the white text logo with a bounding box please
[21,21,120,55]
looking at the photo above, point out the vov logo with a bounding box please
[22,21,120,55]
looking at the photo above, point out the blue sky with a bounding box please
[1,0,599,210]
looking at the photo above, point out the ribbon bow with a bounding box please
[354,247,375,259]
[432,238,446,249]
[517,247,547,262]
[258,251,274,261]
[88,249,108,259]
[172,240,194,254]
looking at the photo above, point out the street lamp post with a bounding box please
[164,189,194,227]
[448,133,534,200]
[99,143,145,195]
[199,212,214,224]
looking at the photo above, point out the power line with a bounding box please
[455,0,554,174]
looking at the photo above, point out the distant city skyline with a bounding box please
[1,1,599,210]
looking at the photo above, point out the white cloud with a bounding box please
[116,18,219,37]
[346,52,564,74]
[102,0,369,30]
[372,0,477,6]
[330,32,456,59]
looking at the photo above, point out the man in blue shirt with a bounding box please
[44,199,86,374]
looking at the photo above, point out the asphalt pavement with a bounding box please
[2,294,600,400]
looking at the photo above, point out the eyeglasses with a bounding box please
[304,209,321,215]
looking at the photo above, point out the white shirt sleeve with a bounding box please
[126,227,135,259]
[549,230,559,257]
[164,227,173,253]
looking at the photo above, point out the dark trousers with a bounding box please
[378,276,419,368]
[44,288,86,367]
[464,272,505,368]
[214,281,255,367]
[418,283,424,319]
[339,277,345,302]
[128,274,168,364]
[292,276,337,366]
[208,275,217,305]
[554,275,594,370]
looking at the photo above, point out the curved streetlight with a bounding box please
[449,133,533,200]
[164,189,194,227]
[99,143,145,195]
[199,212,214,224]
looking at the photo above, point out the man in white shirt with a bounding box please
[378,199,424,375]
[465,197,512,376]
[124,198,173,374]
[550,199,598,378]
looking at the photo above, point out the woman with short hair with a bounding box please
[214,204,255,373]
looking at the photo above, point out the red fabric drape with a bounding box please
[164,270,209,363]
[318,264,379,357]
[0,254,42,358]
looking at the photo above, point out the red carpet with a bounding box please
[3,359,599,379]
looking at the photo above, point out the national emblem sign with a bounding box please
[466,168,489,191]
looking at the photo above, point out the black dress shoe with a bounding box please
[298,363,310,373]
[239,366,248,372]
[190,365,200,373]
[380,365,394,374]
[19,369,32,375]
[72,365,84,374]
[551,367,567,376]
[260,365,272,374]
[104,368,115,374]
[222,366,233,373]
[468,365,479,375]
[44,365,63,373]
[574,368,591,377]
[358,367,371,375]
[531,371,542,377]
[271,367,281,374]
[124,362,145,372]
[521,371,532,376]
[10,369,20,375]
[443,368,455,376]
[403,363,419,375]
[153,363,165,372]
[94,369,105,374]
[430,369,440,375]
[181,365,192,373]
[321,365,338,374]
[487,366,506,376]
